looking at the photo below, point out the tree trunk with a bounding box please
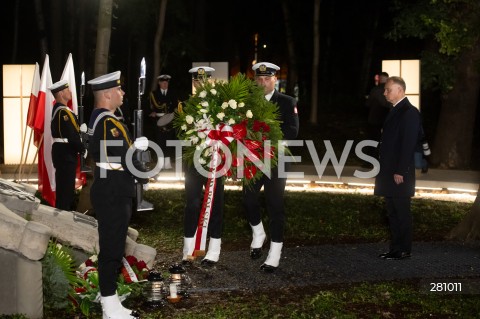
[49,0,63,79]
[431,44,480,169]
[447,185,480,241]
[151,0,168,92]
[94,0,113,77]
[280,0,298,97]
[33,0,49,61]
[359,2,380,105]
[309,0,321,125]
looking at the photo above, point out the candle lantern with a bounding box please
[166,263,192,298]
[143,270,166,308]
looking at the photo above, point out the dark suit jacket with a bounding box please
[270,90,299,139]
[374,97,420,197]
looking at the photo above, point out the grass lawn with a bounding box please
[33,188,474,319]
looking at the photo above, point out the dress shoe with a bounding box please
[200,258,217,267]
[250,247,263,260]
[380,251,411,260]
[421,165,428,173]
[260,263,277,273]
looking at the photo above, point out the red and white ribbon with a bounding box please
[190,124,234,257]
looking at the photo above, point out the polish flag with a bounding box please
[60,53,86,188]
[34,54,56,206]
[60,53,78,114]
[26,62,42,146]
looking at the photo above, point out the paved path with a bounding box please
[1,164,479,192]
[183,241,480,294]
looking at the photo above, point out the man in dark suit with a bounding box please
[374,76,421,260]
[49,79,85,211]
[243,62,299,272]
[366,72,392,161]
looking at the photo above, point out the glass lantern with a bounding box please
[143,270,166,308]
[166,263,192,298]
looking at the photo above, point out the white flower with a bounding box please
[199,158,207,164]
[228,118,236,125]
[199,108,208,113]
[198,131,206,139]
[185,115,194,124]
[90,255,98,263]
[221,102,229,109]
[181,124,187,131]
[201,101,209,107]
[196,145,201,151]
[238,102,245,108]
[190,136,199,144]
[199,91,207,98]
[246,110,253,118]
[217,112,225,120]
[210,89,217,95]
[228,99,237,109]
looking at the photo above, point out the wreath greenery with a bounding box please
[173,73,284,186]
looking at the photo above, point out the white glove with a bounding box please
[134,136,149,151]
[80,123,88,133]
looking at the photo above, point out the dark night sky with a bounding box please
[0,0,426,155]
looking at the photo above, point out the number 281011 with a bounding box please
[430,282,462,292]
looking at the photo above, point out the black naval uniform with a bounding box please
[88,108,148,296]
[50,102,84,210]
[150,89,176,159]
[243,90,299,242]
[184,166,225,239]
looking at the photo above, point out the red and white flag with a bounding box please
[33,54,56,206]
[60,53,86,188]
[27,62,42,146]
[60,53,78,114]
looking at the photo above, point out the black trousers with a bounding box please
[184,166,224,239]
[52,145,77,211]
[91,184,133,296]
[243,166,287,242]
[385,196,412,253]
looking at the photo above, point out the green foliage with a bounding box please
[388,0,480,92]
[173,73,284,186]
[42,240,79,311]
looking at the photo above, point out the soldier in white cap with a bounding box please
[149,74,176,170]
[48,79,85,211]
[87,71,148,319]
[243,62,299,273]
[181,66,225,267]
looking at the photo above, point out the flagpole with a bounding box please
[20,128,35,181]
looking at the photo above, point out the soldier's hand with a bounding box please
[134,136,149,151]
[80,123,88,133]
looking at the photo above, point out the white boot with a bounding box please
[202,238,221,264]
[101,294,136,319]
[250,222,266,249]
[164,157,172,169]
[182,237,195,261]
[263,241,283,268]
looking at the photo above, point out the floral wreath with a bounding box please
[173,73,284,186]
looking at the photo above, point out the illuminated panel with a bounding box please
[382,59,421,109]
[3,64,37,164]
